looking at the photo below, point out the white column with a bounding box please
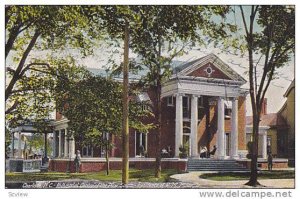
[191,95,198,157]
[217,97,225,159]
[139,133,143,147]
[230,98,239,159]
[175,94,183,157]
[64,129,68,158]
[52,131,56,158]
[262,131,267,159]
[11,132,15,158]
[18,132,22,158]
[58,130,62,157]
[70,136,75,158]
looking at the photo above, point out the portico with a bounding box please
[53,118,75,159]
[162,53,248,159]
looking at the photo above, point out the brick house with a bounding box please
[51,53,249,163]
[246,100,289,159]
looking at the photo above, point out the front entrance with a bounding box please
[135,132,147,157]
[225,133,230,156]
[183,134,191,156]
[183,126,191,156]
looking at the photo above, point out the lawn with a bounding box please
[5,169,179,183]
[199,170,295,181]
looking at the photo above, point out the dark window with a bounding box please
[183,96,189,118]
[135,132,146,156]
[183,96,189,108]
[82,145,93,157]
[225,108,231,119]
[198,97,204,108]
[167,96,174,106]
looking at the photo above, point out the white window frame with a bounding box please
[135,131,148,157]
[198,96,204,108]
[82,145,94,157]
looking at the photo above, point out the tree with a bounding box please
[125,6,232,178]
[55,67,153,175]
[5,5,102,115]
[239,5,294,186]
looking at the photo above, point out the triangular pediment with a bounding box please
[174,53,246,83]
[186,62,231,80]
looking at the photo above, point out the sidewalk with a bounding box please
[170,171,295,188]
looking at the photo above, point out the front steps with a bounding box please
[187,158,249,172]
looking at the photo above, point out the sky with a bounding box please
[1,1,298,199]
[75,5,295,116]
[5,5,295,116]
[4,5,295,117]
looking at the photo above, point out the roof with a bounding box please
[172,53,247,83]
[246,113,288,128]
[278,79,294,113]
[283,79,295,97]
[136,92,150,102]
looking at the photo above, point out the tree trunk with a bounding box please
[155,86,162,178]
[106,140,110,176]
[122,21,129,185]
[155,35,162,178]
[245,112,261,186]
[5,31,40,101]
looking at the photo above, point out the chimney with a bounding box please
[261,98,267,116]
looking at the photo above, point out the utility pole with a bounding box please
[122,20,130,185]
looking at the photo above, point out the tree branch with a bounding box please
[5,22,23,59]
[259,63,275,109]
[5,31,41,101]
[5,100,19,115]
[239,6,249,36]
[19,62,51,78]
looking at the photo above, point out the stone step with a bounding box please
[188,169,249,172]
[187,159,249,172]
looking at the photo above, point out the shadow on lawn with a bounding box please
[199,170,295,181]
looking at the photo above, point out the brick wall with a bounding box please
[49,159,187,173]
[68,88,247,159]
[187,62,231,80]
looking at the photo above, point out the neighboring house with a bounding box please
[8,134,44,159]
[8,134,27,159]
[8,123,52,160]
[246,80,295,161]
[246,101,289,159]
[52,53,249,161]
[278,79,295,163]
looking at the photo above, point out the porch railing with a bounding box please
[23,159,42,173]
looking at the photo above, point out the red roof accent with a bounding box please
[246,113,288,128]
[187,62,231,80]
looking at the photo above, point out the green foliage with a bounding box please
[5,169,179,182]
[5,5,103,121]
[5,128,11,158]
[55,67,153,147]
[238,5,294,186]
[200,171,295,181]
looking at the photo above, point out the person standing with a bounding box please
[267,153,273,171]
[74,150,81,173]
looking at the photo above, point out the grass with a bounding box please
[5,169,179,183]
[199,170,295,181]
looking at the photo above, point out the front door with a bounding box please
[183,134,191,156]
[225,133,230,156]
[135,132,146,157]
